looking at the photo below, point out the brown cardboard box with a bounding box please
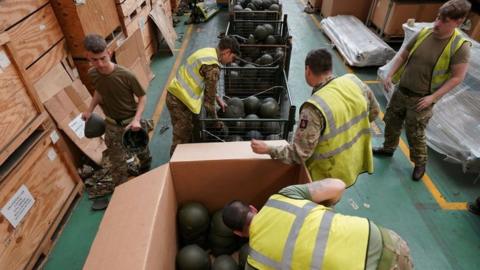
[321,0,373,22]
[371,0,442,37]
[308,0,323,11]
[83,141,311,270]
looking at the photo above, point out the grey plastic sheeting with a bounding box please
[378,23,480,173]
[320,15,396,67]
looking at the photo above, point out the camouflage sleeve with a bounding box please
[268,104,324,164]
[200,64,220,118]
[356,80,380,122]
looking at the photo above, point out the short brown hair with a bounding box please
[439,0,471,20]
[305,49,332,75]
[84,34,107,53]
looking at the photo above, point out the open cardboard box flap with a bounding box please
[84,141,311,270]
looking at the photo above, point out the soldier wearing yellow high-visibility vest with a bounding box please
[166,37,240,155]
[222,179,413,270]
[374,0,471,181]
[251,49,380,187]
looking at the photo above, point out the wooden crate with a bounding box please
[0,127,83,270]
[6,4,64,69]
[466,10,480,42]
[321,0,373,22]
[50,0,123,58]
[0,33,48,166]
[72,59,95,95]
[0,0,49,32]
[122,0,153,38]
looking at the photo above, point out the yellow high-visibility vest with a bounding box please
[392,27,469,92]
[248,194,370,270]
[168,48,219,114]
[305,74,373,187]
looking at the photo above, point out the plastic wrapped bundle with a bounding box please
[320,15,395,67]
[378,23,480,173]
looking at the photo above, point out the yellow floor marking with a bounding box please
[364,80,381,84]
[379,111,467,210]
[149,25,193,137]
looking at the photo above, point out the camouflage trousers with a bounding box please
[104,122,129,186]
[378,227,414,270]
[383,89,433,166]
[166,92,194,156]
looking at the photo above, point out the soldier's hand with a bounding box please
[217,97,227,112]
[127,119,142,131]
[251,139,269,154]
[383,76,393,92]
[416,95,435,112]
[82,111,91,121]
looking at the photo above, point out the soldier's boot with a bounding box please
[373,147,394,157]
[412,164,426,181]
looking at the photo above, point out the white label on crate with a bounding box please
[47,148,57,161]
[39,24,46,31]
[0,51,11,69]
[74,0,86,5]
[139,17,146,30]
[69,114,85,139]
[1,185,35,228]
[50,130,60,144]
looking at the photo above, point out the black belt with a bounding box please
[399,87,429,98]
[105,116,133,126]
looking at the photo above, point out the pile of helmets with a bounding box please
[176,202,250,270]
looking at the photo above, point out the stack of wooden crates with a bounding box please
[0,0,176,268]
[0,1,84,269]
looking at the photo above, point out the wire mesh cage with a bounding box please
[193,68,295,143]
[229,0,283,21]
[226,14,291,76]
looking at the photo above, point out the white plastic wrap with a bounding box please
[378,23,480,173]
[320,15,396,67]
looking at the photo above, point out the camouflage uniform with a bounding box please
[166,64,220,156]
[104,121,129,186]
[378,227,414,270]
[382,88,433,165]
[269,77,380,164]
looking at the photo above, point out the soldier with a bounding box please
[166,36,240,155]
[251,49,379,187]
[223,179,413,270]
[82,34,150,195]
[374,0,471,181]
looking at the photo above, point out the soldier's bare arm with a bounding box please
[307,179,346,206]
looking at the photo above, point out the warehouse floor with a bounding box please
[44,1,480,269]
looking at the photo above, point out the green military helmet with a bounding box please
[265,134,281,140]
[226,135,244,142]
[223,98,245,119]
[254,25,268,41]
[211,210,235,237]
[122,128,149,152]
[212,255,238,270]
[233,4,243,11]
[245,130,263,140]
[264,35,277,45]
[176,245,211,270]
[243,96,261,115]
[262,0,272,9]
[178,202,210,236]
[268,3,280,11]
[209,233,238,249]
[245,114,261,130]
[259,100,279,118]
[255,54,273,66]
[263,24,274,36]
[238,243,250,269]
[84,113,105,138]
[262,121,280,134]
[242,64,257,78]
[262,97,276,104]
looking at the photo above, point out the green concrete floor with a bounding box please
[44,1,480,269]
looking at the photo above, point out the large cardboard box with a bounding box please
[321,0,373,22]
[84,142,311,269]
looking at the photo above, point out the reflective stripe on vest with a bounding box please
[305,74,373,187]
[392,27,469,92]
[167,48,219,113]
[248,194,370,270]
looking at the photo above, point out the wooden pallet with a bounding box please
[0,127,84,270]
[0,33,48,166]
